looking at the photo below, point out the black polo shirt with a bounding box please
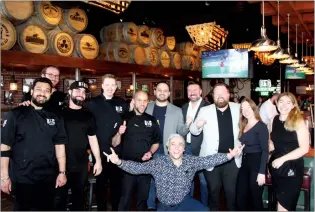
[1,106,68,184]
[86,94,122,154]
[104,96,129,119]
[121,111,162,162]
[216,106,234,153]
[61,107,97,172]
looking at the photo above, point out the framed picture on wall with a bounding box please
[63,79,75,92]
[142,84,149,93]
[125,88,133,98]
[23,78,35,93]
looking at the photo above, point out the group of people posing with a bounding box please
[0,65,310,211]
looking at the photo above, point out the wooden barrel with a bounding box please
[73,34,99,59]
[158,50,171,68]
[137,25,150,46]
[129,45,145,65]
[15,23,48,54]
[169,52,181,70]
[161,36,176,51]
[58,8,88,35]
[99,42,130,63]
[102,22,138,44]
[0,1,34,25]
[30,1,62,30]
[1,18,17,50]
[143,46,159,66]
[150,28,165,48]
[47,29,74,57]
[177,42,199,57]
[181,55,196,71]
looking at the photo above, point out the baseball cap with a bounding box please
[69,81,90,92]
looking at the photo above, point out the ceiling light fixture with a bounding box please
[250,0,277,52]
[279,14,298,64]
[269,0,290,59]
[81,0,131,14]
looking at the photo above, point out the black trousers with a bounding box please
[118,172,151,211]
[236,152,264,211]
[204,159,239,211]
[14,181,55,211]
[96,156,122,211]
[54,167,88,211]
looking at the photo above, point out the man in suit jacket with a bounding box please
[190,83,242,211]
[182,82,210,206]
[146,82,189,210]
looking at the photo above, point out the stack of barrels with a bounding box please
[99,22,182,69]
[176,42,203,71]
[0,1,99,59]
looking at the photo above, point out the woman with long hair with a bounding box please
[268,92,309,211]
[236,98,269,211]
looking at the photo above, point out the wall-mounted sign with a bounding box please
[255,79,278,96]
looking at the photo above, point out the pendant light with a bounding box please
[305,44,314,75]
[269,0,290,59]
[279,14,298,64]
[297,32,310,72]
[288,24,306,68]
[250,0,277,52]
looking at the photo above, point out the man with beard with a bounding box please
[86,74,130,211]
[146,82,189,210]
[1,77,67,210]
[181,82,210,205]
[54,81,102,211]
[112,90,161,211]
[20,66,66,111]
[190,83,242,211]
[259,93,279,126]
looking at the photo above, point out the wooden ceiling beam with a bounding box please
[281,24,314,33]
[287,1,313,39]
[266,2,302,41]
[272,13,314,26]
[262,1,314,16]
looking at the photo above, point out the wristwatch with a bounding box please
[59,171,66,175]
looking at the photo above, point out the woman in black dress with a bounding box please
[268,92,310,211]
[236,98,269,211]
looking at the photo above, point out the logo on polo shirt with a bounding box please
[47,118,55,126]
[115,106,123,113]
[2,120,7,127]
[144,120,152,127]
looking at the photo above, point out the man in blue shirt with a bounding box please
[103,134,244,211]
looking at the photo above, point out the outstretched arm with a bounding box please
[104,148,155,175]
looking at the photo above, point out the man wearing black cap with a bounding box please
[54,81,103,211]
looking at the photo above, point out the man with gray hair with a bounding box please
[104,134,244,211]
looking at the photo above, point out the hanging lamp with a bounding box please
[269,0,290,59]
[297,32,310,72]
[288,24,306,68]
[279,14,298,64]
[250,0,277,52]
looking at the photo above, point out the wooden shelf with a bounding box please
[1,50,201,80]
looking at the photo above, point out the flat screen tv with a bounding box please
[285,66,306,79]
[202,49,249,78]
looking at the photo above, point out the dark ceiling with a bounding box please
[52,1,302,52]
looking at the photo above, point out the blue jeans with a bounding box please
[157,195,209,211]
[147,151,165,209]
[185,143,209,206]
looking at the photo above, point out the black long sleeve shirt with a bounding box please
[239,121,269,174]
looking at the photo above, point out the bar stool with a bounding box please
[301,167,312,211]
[264,174,276,210]
[87,173,97,211]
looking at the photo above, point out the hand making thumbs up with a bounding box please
[118,120,127,135]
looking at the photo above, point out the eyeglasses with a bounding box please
[45,73,60,79]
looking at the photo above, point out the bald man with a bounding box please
[112,91,162,211]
